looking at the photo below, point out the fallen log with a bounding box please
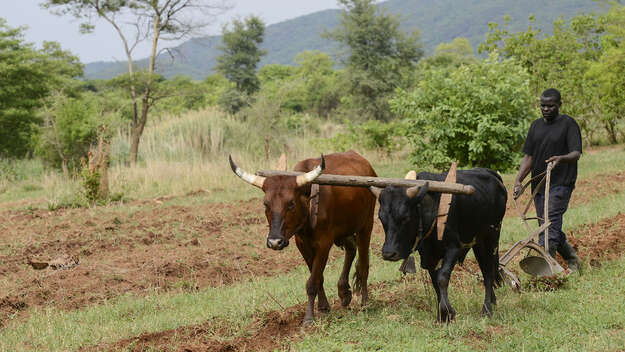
[256,170,475,195]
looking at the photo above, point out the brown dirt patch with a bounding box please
[568,212,625,261]
[506,171,625,215]
[0,198,353,326]
[84,305,306,352]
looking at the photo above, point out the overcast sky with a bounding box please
[2,0,341,63]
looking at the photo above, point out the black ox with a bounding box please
[371,168,507,322]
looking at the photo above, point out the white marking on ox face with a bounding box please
[435,259,443,270]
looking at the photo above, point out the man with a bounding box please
[514,88,583,272]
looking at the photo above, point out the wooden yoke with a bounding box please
[437,162,457,241]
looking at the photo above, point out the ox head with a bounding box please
[229,155,325,250]
[370,182,429,261]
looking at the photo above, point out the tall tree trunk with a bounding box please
[129,94,151,164]
[128,14,161,165]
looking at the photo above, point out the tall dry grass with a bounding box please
[1,107,406,206]
[105,107,388,201]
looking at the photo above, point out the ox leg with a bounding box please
[427,268,441,304]
[338,235,357,307]
[436,247,461,323]
[473,243,496,317]
[296,238,330,314]
[304,241,332,325]
[355,223,372,307]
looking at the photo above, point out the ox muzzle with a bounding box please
[266,214,289,250]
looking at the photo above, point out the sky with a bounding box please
[2,0,341,63]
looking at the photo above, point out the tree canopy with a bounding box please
[216,16,266,96]
[0,19,82,158]
[325,0,424,120]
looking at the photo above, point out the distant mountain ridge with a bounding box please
[84,0,602,80]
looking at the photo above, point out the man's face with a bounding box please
[540,96,561,121]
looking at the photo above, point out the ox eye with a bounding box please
[287,201,295,210]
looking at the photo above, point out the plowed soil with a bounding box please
[0,199,351,327]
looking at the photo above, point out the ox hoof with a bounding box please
[301,318,315,328]
[340,291,352,307]
[318,303,331,313]
[438,307,456,324]
[482,305,493,318]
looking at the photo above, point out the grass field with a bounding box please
[1,111,624,351]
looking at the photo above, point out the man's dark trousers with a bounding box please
[534,185,573,258]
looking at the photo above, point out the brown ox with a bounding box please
[229,150,376,325]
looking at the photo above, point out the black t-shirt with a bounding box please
[522,114,582,193]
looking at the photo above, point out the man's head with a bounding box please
[540,88,562,122]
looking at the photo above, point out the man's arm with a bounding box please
[514,154,533,197]
[545,151,581,168]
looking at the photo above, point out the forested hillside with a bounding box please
[85,0,601,80]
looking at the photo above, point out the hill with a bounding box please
[84,0,602,80]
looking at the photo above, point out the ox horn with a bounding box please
[295,154,325,187]
[406,181,429,200]
[229,155,266,189]
[369,186,383,198]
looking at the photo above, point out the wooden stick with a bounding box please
[543,163,553,255]
[256,170,476,195]
[437,162,457,240]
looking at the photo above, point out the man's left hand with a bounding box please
[545,155,562,168]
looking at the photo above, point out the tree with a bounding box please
[43,0,230,165]
[0,19,83,158]
[418,37,477,70]
[479,13,605,144]
[35,94,100,175]
[585,3,625,143]
[216,16,266,113]
[390,53,533,171]
[325,0,423,120]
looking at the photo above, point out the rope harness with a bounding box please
[410,203,447,254]
[309,183,320,229]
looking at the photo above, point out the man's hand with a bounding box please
[513,181,523,198]
[546,151,581,168]
[545,155,562,168]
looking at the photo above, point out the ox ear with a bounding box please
[276,153,287,171]
[369,186,383,198]
[406,182,429,201]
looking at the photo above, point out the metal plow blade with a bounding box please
[520,255,564,277]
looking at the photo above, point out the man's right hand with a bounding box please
[513,182,522,198]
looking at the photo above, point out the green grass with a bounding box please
[293,259,625,351]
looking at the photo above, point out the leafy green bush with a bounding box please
[35,95,100,171]
[390,53,533,171]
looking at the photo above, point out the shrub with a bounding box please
[390,53,533,171]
